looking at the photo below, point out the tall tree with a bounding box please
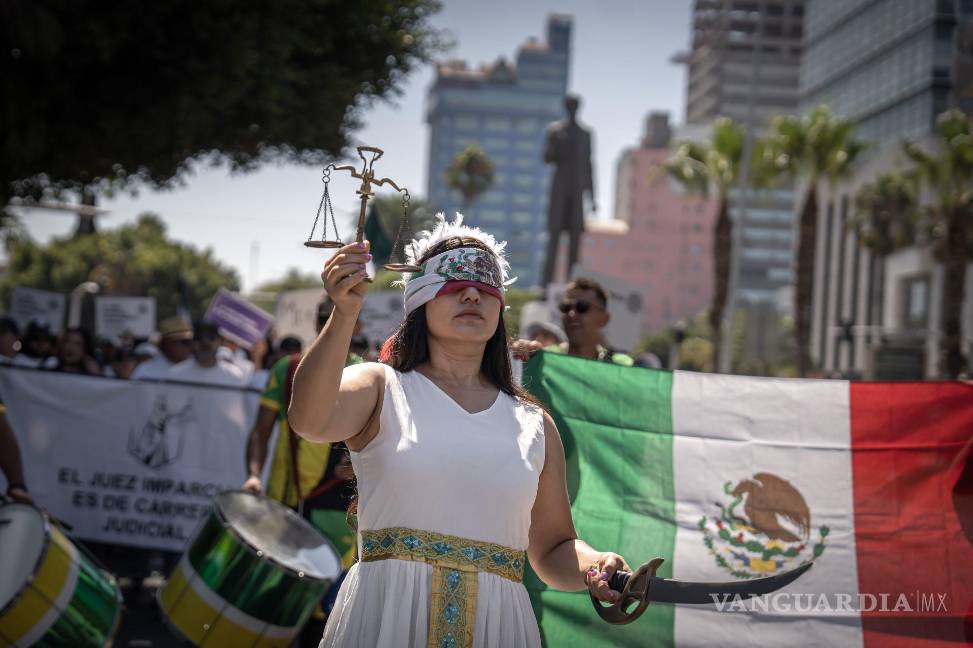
[444,144,495,211]
[758,105,867,376]
[664,117,746,373]
[850,172,918,328]
[0,1,445,229]
[1,214,239,321]
[902,110,973,377]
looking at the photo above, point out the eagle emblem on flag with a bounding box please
[700,472,828,579]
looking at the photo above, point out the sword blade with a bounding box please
[644,561,814,605]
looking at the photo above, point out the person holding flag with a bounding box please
[289,215,630,648]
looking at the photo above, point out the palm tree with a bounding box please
[664,117,746,372]
[902,110,973,378]
[759,105,867,376]
[444,144,495,212]
[849,172,918,345]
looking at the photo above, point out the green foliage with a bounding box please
[665,117,746,197]
[851,173,918,257]
[2,1,445,211]
[371,269,403,290]
[444,145,495,208]
[759,104,867,376]
[256,268,321,293]
[0,214,239,320]
[501,287,539,335]
[758,105,868,186]
[664,117,746,372]
[901,109,973,377]
[678,337,713,372]
[635,332,671,367]
[902,110,973,261]
[364,194,438,267]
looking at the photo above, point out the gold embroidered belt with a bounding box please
[360,527,526,648]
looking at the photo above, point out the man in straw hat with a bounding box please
[131,316,194,380]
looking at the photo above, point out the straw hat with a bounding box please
[158,316,193,342]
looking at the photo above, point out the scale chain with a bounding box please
[307,166,335,243]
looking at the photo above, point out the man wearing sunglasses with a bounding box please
[513,278,633,366]
[549,278,633,365]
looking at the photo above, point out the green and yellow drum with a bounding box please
[158,491,341,647]
[0,502,122,648]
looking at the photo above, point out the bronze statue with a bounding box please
[542,94,595,286]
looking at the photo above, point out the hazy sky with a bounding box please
[17,1,691,292]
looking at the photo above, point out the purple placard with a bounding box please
[203,288,274,349]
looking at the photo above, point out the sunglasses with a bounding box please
[558,299,599,315]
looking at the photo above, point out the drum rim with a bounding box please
[0,502,125,646]
[210,490,340,583]
[0,501,53,620]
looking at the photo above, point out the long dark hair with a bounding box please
[384,235,541,407]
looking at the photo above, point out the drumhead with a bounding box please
[0,502,47,612]
[216,491,342,580]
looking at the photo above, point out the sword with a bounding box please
[591,558,814,624]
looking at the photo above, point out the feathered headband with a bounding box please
[395,213,516,315]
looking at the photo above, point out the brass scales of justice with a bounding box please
[304,145,420,277]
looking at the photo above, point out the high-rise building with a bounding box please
[674,0,805,307]
[581,112,717,334]
[800,0,958,141]
[425,16,571,287]
[803,0,973,378]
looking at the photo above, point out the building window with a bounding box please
[483,137,509,152]
[484,117,512,132]
[455,115,478,131]
[517,117,540,132]
[901,275,930,330]
[478,209,505,223]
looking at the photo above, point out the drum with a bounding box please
[0,502,122,648]
[158,490,341,648]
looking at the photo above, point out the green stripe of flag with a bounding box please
[523,352,676,647]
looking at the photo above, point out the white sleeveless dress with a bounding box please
[319,363,546,648]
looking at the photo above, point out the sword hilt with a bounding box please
[608,570,630,593]
[591,557,665,625]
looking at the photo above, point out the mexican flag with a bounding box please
[522,352,972,647]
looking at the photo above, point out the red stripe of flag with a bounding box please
[850,382,973,647]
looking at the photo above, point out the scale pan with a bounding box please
[383,263,421,272]
[304,240,344,249]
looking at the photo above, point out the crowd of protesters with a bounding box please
[0,312,380,390]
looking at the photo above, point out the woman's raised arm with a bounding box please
[288,241,381,443]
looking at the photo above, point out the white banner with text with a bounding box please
[0,367,259,552]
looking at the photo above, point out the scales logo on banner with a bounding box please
[699,472,828,579]
[128,395,196,469]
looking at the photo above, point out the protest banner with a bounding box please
[204,288,274,349]
[9,286,66,334]
[95,295,156,341]
[0,367,259,552]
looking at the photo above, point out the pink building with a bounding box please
[580,113,717,334]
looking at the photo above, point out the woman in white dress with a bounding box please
[289,216,630,648]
